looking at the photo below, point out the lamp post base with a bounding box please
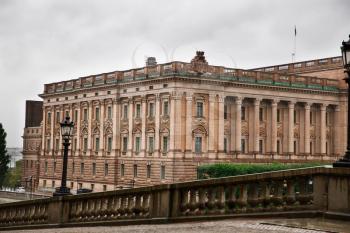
[53,186,72,196]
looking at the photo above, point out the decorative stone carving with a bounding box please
[277,123,283,137]
[190,51,209,74]
[310,126,316,139]
[241,121,248,136]
[294,125,300,138]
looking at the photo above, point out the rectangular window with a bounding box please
[56,111,60,123]
[326,141,328,154]
[224,105,227,119]
[107,137,112,152]
[123,105,128,119]
[293,141,297,154]
[195,137,202,153]
[310,111,313,124]
[47,112,51,124]
[65,110,69,118]
[83,109,88,121]
[91,184,94,191]
[81,163,84,175]
[72,162,75,174]
[310,142,313,155]
[326,112,329,125]
[45,161,48,173]
[121,164,125,176]
[78,183,82,189]
[83,138,88,152]
[71,182,74,189]
[149,103,154,117]
[55,138,59,151]
[163,136,168,153]
[259,108,263,121]
[196,102,203,117]
[135,137,141,153]
[123,137,128,152]
[92,163,96,176]
[73,138,77,151]
[95,107,100,121]
[53,161,56,173]
[52,181,55,188]
[224,138,227,153]
[277,140,280,154]
[241,139,245,153]
[133,164,138,177]
[74,110,78,122]
[294,110,297,124]
[163,101,169,116]
[47,138,51,150]
[103,185,107,192]
[104,163,108,176]
[277,109,281,122]
[95,137,100,151]
[136,104,141,118]
[259,140,263,154]
[161,165,165,179]
[149,137,154,153]
[107,106,112,119]
[43,180,46,188]
[241,107,246,120]
[147,165,151,178]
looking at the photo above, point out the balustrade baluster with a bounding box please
[215,186,225,213]
[225,185,236,212]
[189,189,197,214]
[197,188,206,214]
[141,194,150,216]
[236,184,247,212]
[180,189,189,214]
[285,179,296,209]
[133,194,142,216]
[247,183,260,210]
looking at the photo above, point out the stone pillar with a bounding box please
[218,95,225,153]
[141,97,147,155]
[254,98,260,154]
[76,106,81,152]
[112,99,119,155]
[169,92,176,152]
[155,94,160,156]
[304,103,311,155]
[87,102,93,154]
[235,97,242,153]
[128,99,134,154]
[50,108,54,153]
[99,101,105,154]
[320,104,327,154]
[288,101,295,154]
[185,94,193,153]
[229,100,235,153]
[334,105,341,155]
[174,93,183,152]
[208,94,216,154]
[41,108,46,153]
[271,99,278,154]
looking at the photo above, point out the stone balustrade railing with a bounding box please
[1,166,350,230]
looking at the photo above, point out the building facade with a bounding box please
[23,52,347,193]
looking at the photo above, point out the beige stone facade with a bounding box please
[23,52,347,193]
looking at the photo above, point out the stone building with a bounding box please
[23,52,347,193]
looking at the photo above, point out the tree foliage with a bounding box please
[3,160,22,189]
[0,123,10,188]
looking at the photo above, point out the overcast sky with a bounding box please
[0,0,349,147]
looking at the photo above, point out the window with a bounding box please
[224,105,227,119]
[103,185,107,192]
[241,139,245,153]
[224,138,227,153]
[56,111,60,123]
[310,111,313,124]
[95,137,100,152]
[149,103,154,117]
[133,164,138,177]
[91,184,94,191]
[195,137,202,153]
[52,181,55,188]
[123,105,128,119]
[123,137,128,152]
[83,138,88,152]
[121,164,125,176]
[149,85,153,90]
[293,141,297,154]
[75,95,78,99]
[161,165,165,180]
[123,89,127,93]
[107,106,112,119]
[294,110,297,124]
[78,183,82,189]
[83,94,87,97]
[259,140,263,154]
[136,104,141,118]
[47,112,51,124]
[107,137,112,152]
[326,142,328,154]
[241,107,246,120]
[107,90,111,95]
[310,142,313,155]
[105,163,108,176]
[55,138,59,151]
[163,84,168,88]
[163,101,169,116]
[95,107,100,121]
[196,102,203,117]
[135,137,141,153]
[277,140,280,154]
[73,138,77,151]
[326,112,329,125]
[53,161,56,173]
[259,108,263,121]
[81,163,84,175]
[163,136,168,153]
[74,110,78,122]
[92,163,96,176]
[45,161,48,173]
[136,87,139,91]
[71,182,74,189]
[277,109,281,122]
[95,92,98,96]
[43,180,47,188]
[72,162,75,174]
[47,138,51,150]
[148,137,154,153]
[65,110,69,117]
[147,165,151,178]
[83,109,88,121]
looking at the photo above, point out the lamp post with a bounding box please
[334,35,350,167]
[53,116,74,196]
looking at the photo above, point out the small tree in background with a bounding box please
[0,123,10,188]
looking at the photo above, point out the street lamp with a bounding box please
[334,35,350,167]
[53,116,74,196]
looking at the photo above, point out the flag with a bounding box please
[294,26,297,36]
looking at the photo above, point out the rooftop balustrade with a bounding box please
[1,166,350,230]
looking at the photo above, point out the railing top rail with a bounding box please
[0,196,51,208]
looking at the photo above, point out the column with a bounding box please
[208,94,216,153]
[320,104,327,154]
[304,103,311,154]
[218,95,225,153]
[174,93,183,151]
[333,105,341,155]
[50,108,54,153]
[41,108,46,153]
[271,99,278,154]
[235,97,242,153]
[76,105,81,152]
[288,101,295,154]
[128,99,134,154]
[99,101,105,154]
[155,94,160,156]
[169,92,176,152]
[253,99,260,153]
[87,102,93,154]
[185,94,193,152]
[112,99,120,155]
[141,97,147,155]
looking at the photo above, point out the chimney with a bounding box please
[146,57,157,66]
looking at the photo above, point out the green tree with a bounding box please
[3,160,22,189]
[0,123,10,188]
